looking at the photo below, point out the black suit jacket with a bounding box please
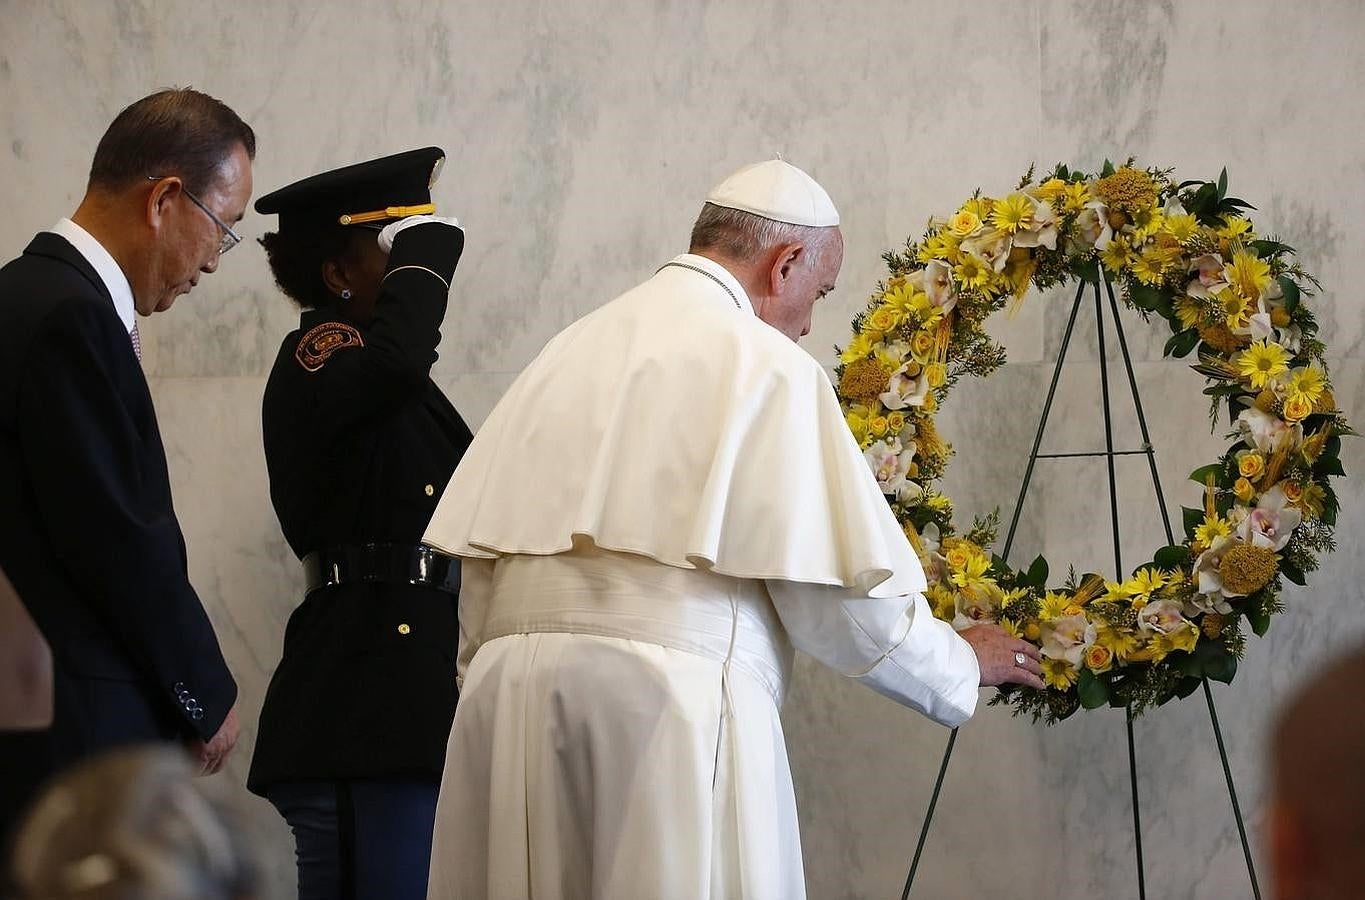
[247,223,472,794]
[0,233,236,835]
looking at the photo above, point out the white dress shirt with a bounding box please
[47,218,136,332]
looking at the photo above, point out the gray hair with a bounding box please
[9,746,260,900]
[688,202,833,267]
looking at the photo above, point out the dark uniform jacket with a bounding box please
[247,223,472,795]
[0,233,236,835]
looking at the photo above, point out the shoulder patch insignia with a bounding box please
[295,322,364,372]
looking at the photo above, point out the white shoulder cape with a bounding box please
[424,254,926,599]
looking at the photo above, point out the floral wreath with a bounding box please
[836,161,1350,722]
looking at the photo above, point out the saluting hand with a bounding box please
[189,704,240,776]
[958,624,1046,691]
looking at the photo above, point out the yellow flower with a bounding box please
[1000,619,1024,639]
[1282,480,1303,503]
[1130,567,1167,598]
[924,362,947,388]
[886,411,906,434]
[1285,366,1326,405]
[1217,216,1254,241]
[1129,247,1168,285]
[1225,248,1272,301]
[1167,624,1200,653]
[1061,181,1092,213]
[1100,238,1132,274]
[989,193,1035,234]
[1174,296,1207,330]
[1093,167,1158,214]
[1041,658,1079,690]
[910,329,936,362]
[1202,613,1226,639]
[1035,178,1068,201]
[1219,543,1280,595]
[962,197,994,220]
[923,392,939,413]
[954,255,993,290]
[1238,452,1265,480]
[1235,340,1291,390]
[840,333,876,365]
[1038,591,1072,622]
[1084,644,1115,674]
[883,282,923,315]
[864,306,901,336]
[1095,623,1141,660]
[1219,288,1254,331]
[1103,579,1138,603]
[838,357,891,403]
[845,410,869,446]
[918,231,962,264]
[1194,515,1232,547]
[1024,621,1042,641]
[1282,395,1313,422]
[949,209,983,238]
[869,415,889,436]
[1297,483,1327,517]
[1162,214,1200,243]
[1234,477,1255,502]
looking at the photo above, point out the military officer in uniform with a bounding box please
[247,148,471,900]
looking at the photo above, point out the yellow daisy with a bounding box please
[1225,248,1272,301]
[1235,340,1291,389]
[989,193,1036,234]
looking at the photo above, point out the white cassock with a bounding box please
[423,253,980,900]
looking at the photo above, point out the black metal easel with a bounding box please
[899,275,1262,899]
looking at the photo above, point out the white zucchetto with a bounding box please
[705,159,840,228]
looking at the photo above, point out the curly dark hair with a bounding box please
[258,224,365,310]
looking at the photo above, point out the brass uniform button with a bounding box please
[424,484,434,496]
[397,623,411,635]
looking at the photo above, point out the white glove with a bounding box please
[377,214,463,253]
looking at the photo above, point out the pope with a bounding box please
[422,159,1045,899]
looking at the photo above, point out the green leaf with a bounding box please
[1324,435,1342,461]
[1164,328,1200,358]
[1173,676,1202,699]
[1315,456,1346,477]
[1197,642,1238,684]
[1101,159,1116,178]
[1321,482,1339,526]
[1077,669,1109,709]
[1128,283,1164,312]
[1182,506,1205,538]
[1026,555,1049,589]
[1154,544,1190,569]
[1174,652,1203,677]
[1247,606,1272,637]
[1189,463,1224,485]
[1279,276,1301,313]
[1217,167,1228,200]
[1281,560,1307,586]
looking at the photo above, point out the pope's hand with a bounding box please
[958,624,1045,690]
[378,214,463,253]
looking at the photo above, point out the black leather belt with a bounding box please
[302,543,461,597]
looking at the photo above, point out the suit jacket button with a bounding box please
[190,709,204,721]
[173,682,185,693]
[424,484,434,496]
[397,623,411,635]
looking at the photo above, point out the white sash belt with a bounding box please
[482,547,794,706]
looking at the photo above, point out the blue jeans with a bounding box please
[268,780,439,900]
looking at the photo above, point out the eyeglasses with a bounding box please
[147,175,243,256]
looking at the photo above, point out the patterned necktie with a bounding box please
[129,322,142,361]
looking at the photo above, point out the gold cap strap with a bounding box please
[338,203,436,226]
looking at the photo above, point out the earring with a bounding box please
[340,289,352,301]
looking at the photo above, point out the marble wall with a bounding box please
[4,1,1364,896]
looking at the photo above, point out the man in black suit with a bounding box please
[0,88,255,841]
